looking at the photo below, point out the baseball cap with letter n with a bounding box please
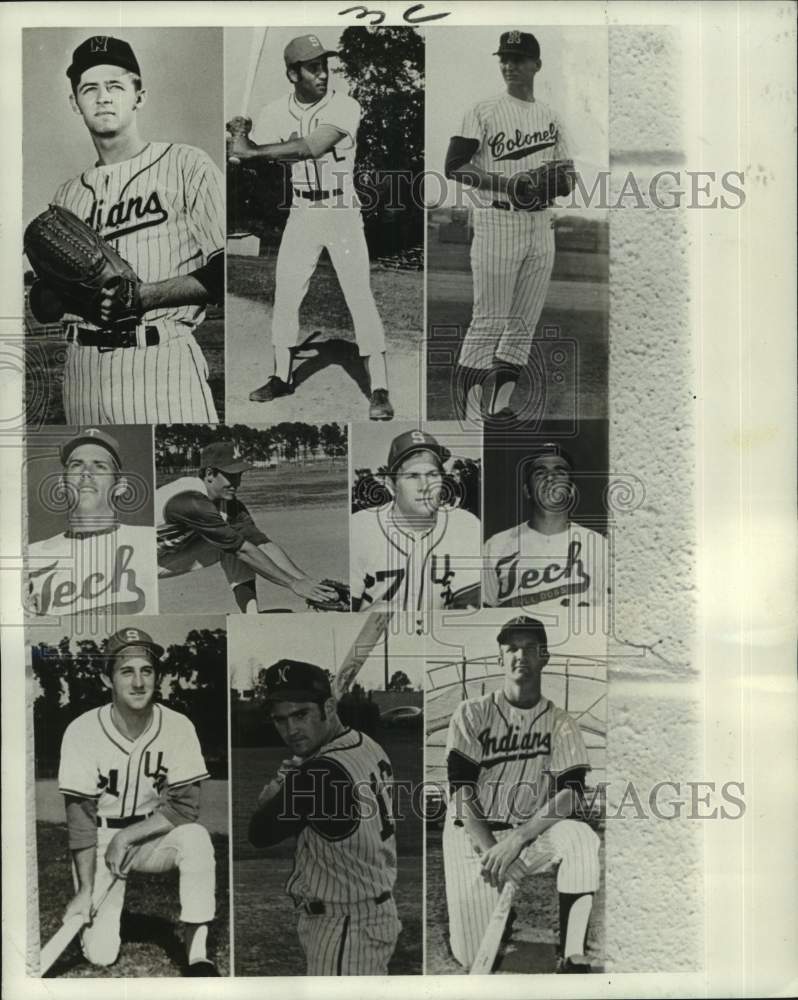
[200,441,253,474]
[262,659,333,704]
[67,35,141,84]
[493,31,541,60]
[497,615,549,649]
[283,34,338,67]
[388,429,450,473]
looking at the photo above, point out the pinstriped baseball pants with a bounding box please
[459,208,556,370]
[442,818,600,968]
[296,899,401,975]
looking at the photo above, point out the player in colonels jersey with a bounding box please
[350,430,481,614]
[57,628,219,975]
[443,616,600,972]
[483,443,609,631]
[248,660,401,975]
[227,34,394,421]
[26,427,157,620]
[46,35,223,424]
[445,32,575,419]
[157,440,336,612]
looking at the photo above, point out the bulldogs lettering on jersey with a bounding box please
[58,703,209,820]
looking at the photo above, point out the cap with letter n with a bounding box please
[67,35,141,84]
[104,627,164,670]
[283,34,338,67]
[60,427,121,468]
[200,440,253,474]
[387,429,451,473]
[493,30,541,60]
[497,615,549,649]
[262,659,333,704]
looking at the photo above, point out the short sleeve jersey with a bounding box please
[445,691,589,823]
[253,89,361,206]
[58,703,209,821]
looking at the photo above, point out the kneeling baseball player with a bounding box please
[57,628,219,975]
[248,660,401,975]
[443,616,600,973]
[157,440,343,613]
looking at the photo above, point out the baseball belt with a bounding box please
[296,188,344,202]
[299,890,392,915]
[67,323,161,351]
[97,812,154,829]
[491,200,545,213]
[454,819,514,831]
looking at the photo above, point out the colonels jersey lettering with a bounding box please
[254,90,360,204]
[52,142,224,331]
[446,691,589,824]
[286,729,397,904]
[58,703,209,820]
[350,506,481,612]
[483,522,609,611]
[459,95,571,205]
[26,525,157,617]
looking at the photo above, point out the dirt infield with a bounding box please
[226,255,424,424]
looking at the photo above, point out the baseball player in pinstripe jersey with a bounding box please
[249,660,401,975]
[443,616,600,973]
[57,627,219,975]
[227,34,394,421]
[445,32,575,419]
[48,35,223,424]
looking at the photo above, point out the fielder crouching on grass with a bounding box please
[248,660,401,975]
[443,615,600,973]
[57,628,218,975]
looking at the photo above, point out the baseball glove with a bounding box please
[507,159,576,211]
[24,205,142,329]
[305,579,351,612]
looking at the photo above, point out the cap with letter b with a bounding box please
[493,31,541,60]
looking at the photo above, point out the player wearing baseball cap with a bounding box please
[483,443,610,632]
[57,627,219,975]
[156,439,338,612]
[442,616,600,972]
[349,429,481,614]
[444,31,575,419]
[32,33,224,424]
[248,659,402,975]
[227,33,394,421]
[25,427,157,620]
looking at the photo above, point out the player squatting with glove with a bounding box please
[443,616,600,973]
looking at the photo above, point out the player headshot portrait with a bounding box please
[427,614,604,974]
[224,27,424,424]
[29,619,230,977]
[22,29,225,425]
[156,433,345,614]
[25,425,157,621]
[350,425,482,616]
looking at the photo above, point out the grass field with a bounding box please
[35,822,231,978]
[226,255,424,424]
[157,463,349,614]
[231,730,422,976]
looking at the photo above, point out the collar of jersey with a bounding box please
[497,689,550,717]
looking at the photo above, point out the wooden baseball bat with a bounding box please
[241,28,267,118]
[469,881,516,975]
[335,613,391,697]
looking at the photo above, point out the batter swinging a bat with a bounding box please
[226,33,394,421]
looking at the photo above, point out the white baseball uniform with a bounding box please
[26,524,158,621]
[442,690,600,968]
[58,701,215,966]
[253,90,386,357]
[456,95,572,369]
[51,143,223,424]
[350,505,481,614]
[249,727,401,975]
[483,520,610,632]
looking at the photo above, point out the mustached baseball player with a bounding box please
[483,443,609,631]
[443,616,600,973]
[41,35,224,424]
[57,628,219,975]
[26,427,157,621]
[227,34,394,421]
[350,430,481,615]
[445,32,574,419]
[157,440,337,613]
[248,660,401,975]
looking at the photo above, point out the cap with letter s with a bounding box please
[387,429,451,473]
[105,627,164,666]
[283,34,338,67]
[262,659,333,703]
[60,427,121,468]
[67,35,140,84]
[493,30,541,60]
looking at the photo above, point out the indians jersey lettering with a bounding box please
[254,90,360,205]
[53,142,224,333]
[459,95,571,208]
[446,691,589,823]
[26,525,157,618]
[286,729,397,904]
[351,506,481,613]
[59,703,209,820]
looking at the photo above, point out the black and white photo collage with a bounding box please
[19,19,613,981]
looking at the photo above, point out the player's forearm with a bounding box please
[260,541,306,579]
[452,787,497,852]
[238,539,306,588]
[121,810,176,847]
[139,275,209,311]
[71,845,97,894]
[238,137,314,163]
[513,788,576,845]
[449,163,512,197]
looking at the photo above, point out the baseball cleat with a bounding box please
[556,955,593,973]
[249,375,294,402]
[184,959,220,976]
[369,388,394,420]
